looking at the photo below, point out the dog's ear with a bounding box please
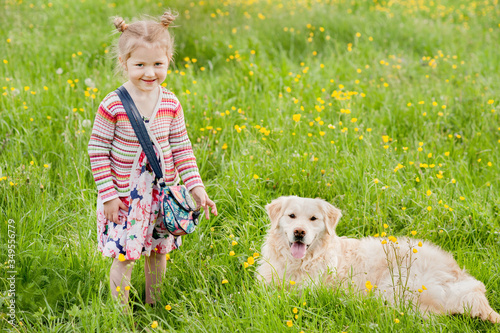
[322,201,342,235]
[265,197,286,230]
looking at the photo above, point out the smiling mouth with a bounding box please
[289,241,309,259]
[289,241,310,248]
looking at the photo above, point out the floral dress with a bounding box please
[96,121,181,260]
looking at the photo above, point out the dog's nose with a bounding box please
[294,228,306,238]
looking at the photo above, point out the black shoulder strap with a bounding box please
[115,86,165,187]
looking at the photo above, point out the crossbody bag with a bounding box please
[115,86,201,236]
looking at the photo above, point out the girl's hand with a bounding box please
[190,186,218,219]
[103,198,128,224]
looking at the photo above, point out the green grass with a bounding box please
[1,0,499,331]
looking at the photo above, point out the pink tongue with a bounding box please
[291,242,307,259]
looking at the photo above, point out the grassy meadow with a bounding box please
[1,0,500,331]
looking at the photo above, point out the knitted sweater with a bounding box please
[88,86,203,203]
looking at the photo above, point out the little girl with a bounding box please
[88,10,217,306]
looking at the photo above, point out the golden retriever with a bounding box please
[256,196,500,323]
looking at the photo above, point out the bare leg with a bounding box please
[110,258,135,304]
[145,251,167,304]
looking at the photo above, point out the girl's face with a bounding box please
[121,44,169,93]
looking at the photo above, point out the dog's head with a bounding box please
[265,196,342,259]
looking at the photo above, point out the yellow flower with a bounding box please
[394,318,400,323]
[388,236,397,243]
[413,249,418,253]
[383,223,388,229]
[381,232,386,237]
[232,240,238,246]
[222,279,228,284]
[460,196,465,201]
[116,286,120,292]
[229,251,235,256]
[243,262,249,268]
[286,320,293,327]
[289,280,296,285]
[422,285,427,290]
[411,230,417,236]
[382,135,389,143]
[426,190,432,196]
[292,114,301,122]
[125,286,130,291]
[418,241,423,247]
[381,240,387,244]
[374,178,379,184]
[427,206,432,211]
[292,307,298,314]
[365,280,373,291]
[418,289,423,293]
[165,305,172,311]
[247,256,255,265]
[253,252,260,258]
[253,174,259,179]
[118,254,126,262]
[351,118,357,123]
[166,253,170,261]
[151,321,158,328]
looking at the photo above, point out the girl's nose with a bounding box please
[145,66,154,77]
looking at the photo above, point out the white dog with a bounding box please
[256,196,500,323]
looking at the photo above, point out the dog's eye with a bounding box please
[289,214,296,219]
[310,216,317,221]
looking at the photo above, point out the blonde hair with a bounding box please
[112,10,177,73]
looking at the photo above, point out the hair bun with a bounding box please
[114,17,128,32]
[160,10,178,28]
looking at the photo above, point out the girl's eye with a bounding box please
[155,63,163,66]
[310,216,317,221]
[289,214,296,219]
[136,64,144,67]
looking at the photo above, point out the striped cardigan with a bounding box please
[88,86,203,203]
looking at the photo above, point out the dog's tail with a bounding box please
[444,278,499,323]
